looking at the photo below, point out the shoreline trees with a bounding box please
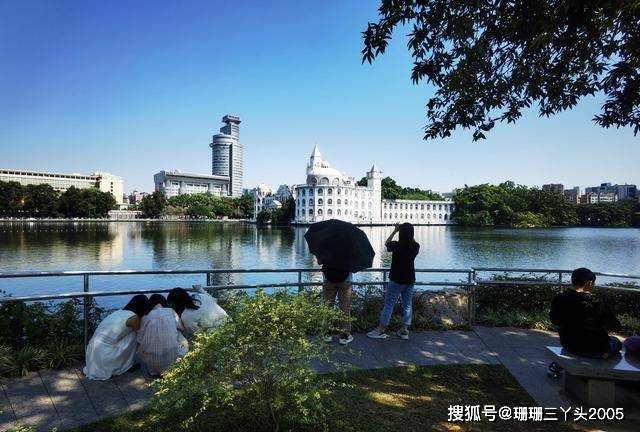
[357,176,444,200]
[453,182,640,228]
[140,191,254,220]
[0,181,115,218]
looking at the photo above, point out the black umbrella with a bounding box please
[304,219,375,273]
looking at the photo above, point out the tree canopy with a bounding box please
[139,192,254,220]
[357,176,444,200]
[256,198,296,225]
[362,0,640,140]
[139,191,167,219]
[453,181,640,227]
[0,181,115,218]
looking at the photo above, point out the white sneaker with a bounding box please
[367,329,388,339]
[338,334,354,345]
[396,330,409,340]
[323,335,333,343]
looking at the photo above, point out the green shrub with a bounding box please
[8,346,50,377]
[0,292,105,376]
[477,308,553,330]
[350,285,443,331]
[46,342,84,369]
[216,288,250,317]
[475,274,561,313]
[620,314,640,335]
[0,344,13,375]
[594,284,640,316]
[153,290,345,432]
[475,275,640,334]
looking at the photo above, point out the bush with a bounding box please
[0,293,105,376]
[46,342,84,369]
[350,285,441,332]
[475,274,562,313]
[475,275,640,334]
[476,308,553,331]
[153,290,345,432]
[3,346,50,377]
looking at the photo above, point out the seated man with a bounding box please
[550,267,622,360]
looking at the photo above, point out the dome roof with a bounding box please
[307,165,343,178]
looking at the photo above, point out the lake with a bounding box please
[1,221,639,308]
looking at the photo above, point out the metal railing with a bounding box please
[1,267,638,346]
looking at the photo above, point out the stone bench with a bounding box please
[546,346,640,414]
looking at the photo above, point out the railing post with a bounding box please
[558,271,563,292]
[382,270,387,289]
[297,271,302,293]
[206,271,212,287]
[83,273,90,347]
[467,269,476,327]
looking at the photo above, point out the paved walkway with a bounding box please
[0,327,568,431]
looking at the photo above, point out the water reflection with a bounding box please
[0,222,639,308]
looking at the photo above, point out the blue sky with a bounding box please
[1,0,638,194]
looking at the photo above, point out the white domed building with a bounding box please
[292,145,454,225]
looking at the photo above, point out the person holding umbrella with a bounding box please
[304,219,375,346]
[317,257,354,345]
[367,223,420,340]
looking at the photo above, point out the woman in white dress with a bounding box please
[136,294,187,377]
[168,286,228,336]
[83,295,148,380]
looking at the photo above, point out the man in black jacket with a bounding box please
[550,268,622,359]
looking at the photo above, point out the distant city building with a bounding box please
[580,192,618,204]
[563,186,580,204]
[542,183,564,194]
[585,183,615,195]
[275,184,294,202]
[154,170,229,199]
[251,184,294,217]
[614,184,637,201]
[210,115,243,197]
[252,184,274,216]
[584,182,637,202]
[0,168,124,204]
[290,145,454,225]
[128,190,149,205]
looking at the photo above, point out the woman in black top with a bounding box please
[367,223,420,340]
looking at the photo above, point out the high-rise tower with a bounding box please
[210,115,243,197]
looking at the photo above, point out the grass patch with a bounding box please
[72,365,570,432]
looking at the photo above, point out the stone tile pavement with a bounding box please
[0,327,570,431]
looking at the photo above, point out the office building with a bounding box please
[542,184,564,194]
[210,115,243,197]
[0,168,124,204]
[563,186,580,204]
[128,190,149,205]
[154,170,229,199]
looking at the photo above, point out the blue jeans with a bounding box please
[379,281,414,327]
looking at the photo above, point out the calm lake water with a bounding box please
[1,221,639,308]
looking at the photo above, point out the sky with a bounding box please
[1,0,638,194]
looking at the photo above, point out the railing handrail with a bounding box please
[2,266,638,346]
[473,267,640,280]
[0,267,476,278]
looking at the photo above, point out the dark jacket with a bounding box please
[549,289,621,354]
[387,240,420,285]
